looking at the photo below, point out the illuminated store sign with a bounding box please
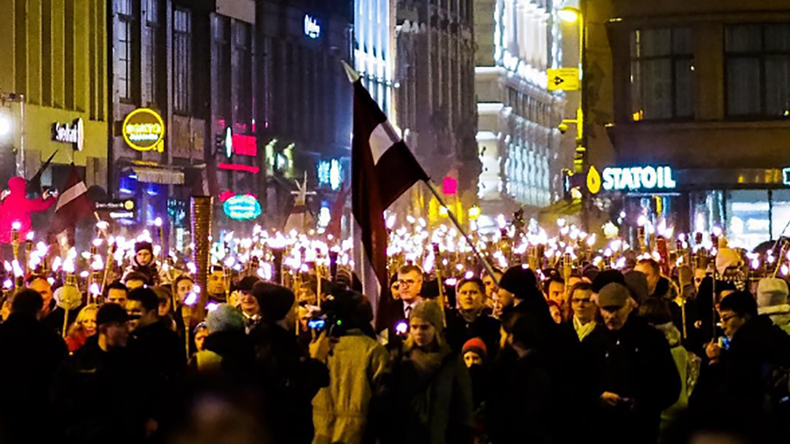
[304,15,320,39]
[783,167,790,186]
[53,118,85,151]
[223,195,262,220]
[602,166,676,192]
[317,159,343,191]
[122,108,165,152]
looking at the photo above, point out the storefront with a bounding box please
[598,164,786,250]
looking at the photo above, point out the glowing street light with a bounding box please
[0,115,10,137]
[558,7,580,23]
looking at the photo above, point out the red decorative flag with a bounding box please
[50,165,94,235]
[347,63,429,330]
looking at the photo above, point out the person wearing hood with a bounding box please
[383,300,473,444]
[446,278,501,359]
[191,304,255,382]
[757,278,790,335]
[0,176,56,246]
[126,241,160,286]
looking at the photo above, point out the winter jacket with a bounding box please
[583,314,681,444]
[250,322,330,444]
[312,329,389,444]
[52,338,157,444]
[131,319,186,383]
[759,304,790,336]
[0,313,68,443]
[383,347,474,444]
[694,315,790,415]
[654,322,689,434]
[0,177,55,244]
[487,347,557,444]
[445,308,501,359]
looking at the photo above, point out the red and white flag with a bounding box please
[50,165,94,235]
[347,63,429,330]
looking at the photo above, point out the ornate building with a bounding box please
[474,0,565,217]
[395,0,480,205]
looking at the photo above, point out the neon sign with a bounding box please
[53,118,85,151]
[223,195,262,220]
[602,166,676,192]
[317,159,343,190]
[304,15,320,39]
[123,108,165,152]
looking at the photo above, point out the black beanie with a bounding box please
[592,270,626,294]
[499,266,538,299]
[252,281,296,322]
[134,241,153,254]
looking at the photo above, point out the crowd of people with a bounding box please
[0,236,789,444]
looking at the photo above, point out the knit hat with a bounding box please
[716,248,742,276]
[499,266,538,297]
[597,283,631,309]
[97,303,129,326]
[592,270,626,294]
[134,241,153,254]
[252,282,296,322]
[757,278,789,308]
[462,337,488,361]
[206,304,245,333]
[624,271,649,304]
[409,300,444,332]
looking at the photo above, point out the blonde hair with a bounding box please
[75,304,99,327]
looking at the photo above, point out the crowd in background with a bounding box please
[0,239,789,444]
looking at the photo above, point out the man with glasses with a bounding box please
[397,265,424,320]
[569,282,597,341]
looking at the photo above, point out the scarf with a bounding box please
[573,316,596,341]
[460,307,482,324]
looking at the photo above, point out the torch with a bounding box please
[24,231,34,275]
[11,222,21,263]
[191,196,213,320]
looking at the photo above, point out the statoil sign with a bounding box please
[602,165,676,192]
[223,195,262,220]
[122,108,165,153]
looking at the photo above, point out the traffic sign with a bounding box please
[547,68,580,91]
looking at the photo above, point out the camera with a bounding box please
[306,280,368,337]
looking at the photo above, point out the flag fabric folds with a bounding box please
[351,70,429,330]
[50,165,94,235]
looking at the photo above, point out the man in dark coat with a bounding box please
[583,283,681,444]
[52,303,158,444]
[249,282,331,444]
[127,287,186,383]
[0,289,68,443]
[695,291,790,437]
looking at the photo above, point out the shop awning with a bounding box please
[130,166,185,185]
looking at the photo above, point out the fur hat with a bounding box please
[757,278,789,308]
[409,300,444,333]
[206,304,245,333]
[134,241,153,254]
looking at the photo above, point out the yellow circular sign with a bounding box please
[122,108,165,152]
[124,200,135,211]
[587,165,602,195]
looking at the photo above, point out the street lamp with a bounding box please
[558,7,580,23]
[0,114,10,137]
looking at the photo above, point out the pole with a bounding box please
[422,180,500,285]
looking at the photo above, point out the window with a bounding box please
[725,23,790,118]
[630,28,693,121]
[212,16,230,120]
[173,8,192,114]
[142,0,160,106]
[232,22,252,129]
[116,0,135,102]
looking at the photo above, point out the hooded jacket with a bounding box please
[0,177,55,243]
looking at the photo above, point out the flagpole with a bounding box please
[421,180,500,285]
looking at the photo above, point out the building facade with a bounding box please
[109,0,256,238]
[395,0,480,210]
[0,0,108,192]
[355,0,396,117]
[474,0,565,218]
[256,0,354,228]
[592,0,790,248]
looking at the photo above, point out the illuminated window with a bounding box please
[630,28,693,121]
[142,0,161,106]
[116,0,135,102]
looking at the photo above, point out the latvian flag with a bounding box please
[50,165,95,235]
[346,62,429,330]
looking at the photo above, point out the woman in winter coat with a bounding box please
[383,300,474,444]
[445,278,501,358]
[65,304,99,353]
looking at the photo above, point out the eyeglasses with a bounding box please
[398,279,420,287]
